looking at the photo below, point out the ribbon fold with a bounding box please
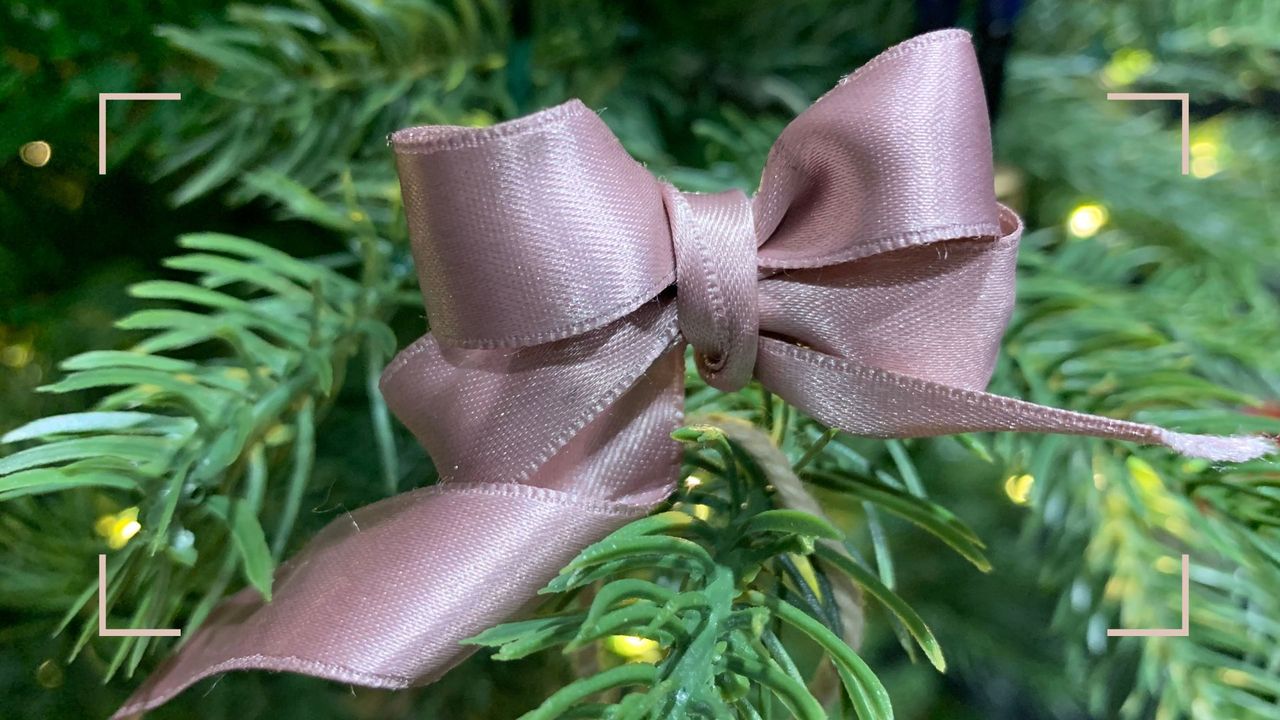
[117,29,1273,717]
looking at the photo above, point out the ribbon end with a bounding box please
[1159,430,1277,462]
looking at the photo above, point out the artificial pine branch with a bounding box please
[984,4,1280,714]
[0,226,401,679]
[473,410,958,720]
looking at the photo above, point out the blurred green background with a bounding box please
[3,1,1279,719]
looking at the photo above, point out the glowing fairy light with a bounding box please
[1067,203,1108,238]
[1126,457,1164,494]
[1190,139,1221,178]
[19,141,51,167]
[0,342,34,368]
[35,659,64,689]
[1191,157,1219,178]
[1003,474,1035,505]
[1101,48,1155,87]
[95,507,142,549]
[604,635,662,663]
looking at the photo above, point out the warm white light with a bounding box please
[1067,203,1108,238]
[1191,157,1219,178]
[604,635,662,662]
[1101,48,1155,87]
[19,140,51,167]
[1191,140,1221,178]
[1004,474,1035,505]
[95,507,143,549]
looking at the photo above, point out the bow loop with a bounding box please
[757,207,1022,391]
[754,29,1002,270]
[392,100,673,349]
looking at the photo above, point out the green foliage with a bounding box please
[472,416,962,719]
[0,228,398,679]
[153,0,512,220]
[981,4,1280,717]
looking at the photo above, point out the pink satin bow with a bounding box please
[116,29,1273,717]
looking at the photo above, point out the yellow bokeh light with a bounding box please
[264,423,295,446]
[222,367,252,382]
[95,507,142,550]
[19,140,51,167]
[604,635,662,663]
[1217,668,1252,687]
[1003,474,1035,505]
[1104,575,1127,600]
[1190,139,1221,178]
[1163,515,1190,537]
[1126,456,1164,494]
[462,110,495,127]
[1191,140,1218,159]
[35,659,64,689]
[0,343,34,368]
[1191,156,1219,179]
[1102,48,1155,87]
[1067,203,1108,238]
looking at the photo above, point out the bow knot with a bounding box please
[661,184,758,391]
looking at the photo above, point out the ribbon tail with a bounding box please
[113,484,652,719]
[115,308,686,718]
[757,337,1276,462]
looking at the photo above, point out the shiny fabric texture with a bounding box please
[117,29,1274,717]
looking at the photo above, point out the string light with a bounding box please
[1126,456,1181,519]
[462,110,495,127]
[1190,120,1225,179]
[19,140,51,167]
[1190,140,1221,178]
[0,342,34,368]
[604,635,662,663]
[1191,157,1219,178]
[1126,457,1163,494]
[95,507,142,549]
[1067,203,1108,238]
[1101,48,1155,87]
[35,659,64,689]
[1003,473,1035,505]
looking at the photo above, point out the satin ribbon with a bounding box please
[116,29,1273,717]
